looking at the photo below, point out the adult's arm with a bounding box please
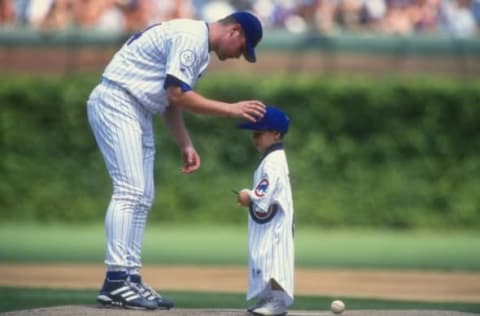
[166,85,265,122]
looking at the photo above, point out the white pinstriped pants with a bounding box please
[87,80,155,274]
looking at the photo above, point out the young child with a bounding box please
[235,106,294,316]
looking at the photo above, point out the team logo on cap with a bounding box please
[180,50,195,67]
[254,179,269,197]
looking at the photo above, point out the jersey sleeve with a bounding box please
[249,160,280,213]
[164,34,204,89]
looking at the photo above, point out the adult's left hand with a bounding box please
[181,146,201,173]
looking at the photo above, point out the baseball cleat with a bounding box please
[129,275,175,309]
[96,278,158,310]
[251,297,287,316]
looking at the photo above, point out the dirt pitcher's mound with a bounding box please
[1,306,479,316]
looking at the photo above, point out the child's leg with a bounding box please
[270,278,288,303]
[247,282,271,312]
[249,279,288,315]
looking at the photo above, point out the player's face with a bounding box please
[252,130,280,152]
[216,25,246,61]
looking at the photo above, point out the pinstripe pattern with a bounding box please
[87,80,154,273]
[102,19,210,114]
[86,18,211,276]
[247,148,294,307]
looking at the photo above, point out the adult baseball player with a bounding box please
[86,11,265,310]
[236,106,294,316]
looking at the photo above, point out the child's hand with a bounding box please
[237,189,251,207]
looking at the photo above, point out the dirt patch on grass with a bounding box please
[0,263,479,303]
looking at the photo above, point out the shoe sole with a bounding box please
[97,295,157,310]
[155,300,174,310]
[157,304,174,310]
[251,311,287,316]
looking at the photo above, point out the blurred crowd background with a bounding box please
[0,0,479,38]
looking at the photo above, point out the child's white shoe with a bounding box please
[251,297,287,316]
[247,297,268,313]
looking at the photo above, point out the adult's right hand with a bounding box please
[230,100,266,122]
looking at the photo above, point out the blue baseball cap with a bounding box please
[229,11,263,63]
[238,106,290,134]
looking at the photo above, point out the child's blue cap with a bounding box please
[238,106,290,134]
[229,11,263,63]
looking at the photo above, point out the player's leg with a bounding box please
[125,107,155,275]
[125,116,174,309]
[87,84,157,310]
[251,279,287,316]
[247,284,270,313]
[120,124,174,309]
[102,121,146,271]
[88,96,147,270]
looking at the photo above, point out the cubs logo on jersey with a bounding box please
[249,204,278,224]
[254,179,269,197]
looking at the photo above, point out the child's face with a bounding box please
[252,130,281,152]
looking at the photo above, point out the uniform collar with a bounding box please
[260,142,284,161]
[205,22,211,52]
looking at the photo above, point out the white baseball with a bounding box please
[330,299,345,314]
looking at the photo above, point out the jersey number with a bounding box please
[126,23,161,46]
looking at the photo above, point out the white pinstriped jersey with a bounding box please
[246,143,294,306]
[102,19,210,114]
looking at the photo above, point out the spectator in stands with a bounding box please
[380,0,415,34]
[112,0,147,33]
[0,0,479,36]
[0,0,15,26]
[73,0,124,32]
[361,0,388,30]
[231,0,254,11]
[147,0,195,25]
[13,0,30,25]
[439,0,477,36]
[337,0,365,30]
[313,0,340,33]
[37,0,74,30]
[471,0,480,25]
[200,0,235,21]
[25,0,53,28]
[410,0,440,33]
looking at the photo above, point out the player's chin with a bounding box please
[217,54,228,61]
[217,53,238,61]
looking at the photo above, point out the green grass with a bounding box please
[1,287,479,313]
[1,223,479,313]
[1,223,480,270]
